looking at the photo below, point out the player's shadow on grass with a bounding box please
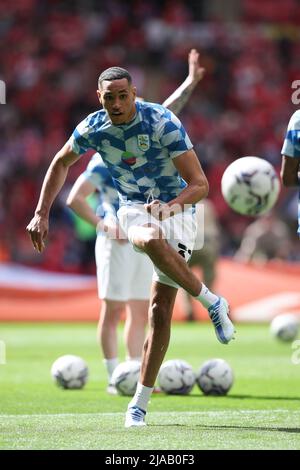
[220,394,300,401]
[153,423,300,433]
[198,424,300,434]
[194,424,300,434]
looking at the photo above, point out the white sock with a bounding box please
[126,356,142,363]
[103,357,119,381]
[195,283,219,308]
[128,382,153,412]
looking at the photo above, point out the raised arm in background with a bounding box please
[162,49,205,114]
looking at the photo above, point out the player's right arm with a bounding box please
[26,141,80,252]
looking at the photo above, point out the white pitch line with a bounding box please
[0,409,297,419]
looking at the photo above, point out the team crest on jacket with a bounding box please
[137,134,150,152]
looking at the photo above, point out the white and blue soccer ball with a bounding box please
[196,358,234,396]
[221,156,280,216]
[51,355,89,390]
[270,314,299,342]
[158,359,195,395]
[111,360,141,396]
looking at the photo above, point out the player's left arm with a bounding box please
[162,49,205,115]
[145,149,209,219]
[169,149,209,208]
[280,155,300,187]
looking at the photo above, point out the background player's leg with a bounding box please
[124,299,148,360]
[97,299,124,385]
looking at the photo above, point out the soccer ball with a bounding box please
[221,156,280,215]
[51,355,89,390]
[196,358,233,396]
[111,360,141,396]
[158,359,195,395]
[270,314,299,342]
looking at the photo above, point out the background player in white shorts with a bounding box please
[281,109,300,236]
[66,50,206,393]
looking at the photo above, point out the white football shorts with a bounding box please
[117,204,197,289]
[95,235,153,301]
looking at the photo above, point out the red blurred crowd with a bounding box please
[0,0,299,273]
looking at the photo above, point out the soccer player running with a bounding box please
[65,50,206,394]
[27,50,235,427]
[281,109,300,236]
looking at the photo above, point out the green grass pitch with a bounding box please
[1,322,300,450]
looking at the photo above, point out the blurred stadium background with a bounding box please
[0,0,299,321]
